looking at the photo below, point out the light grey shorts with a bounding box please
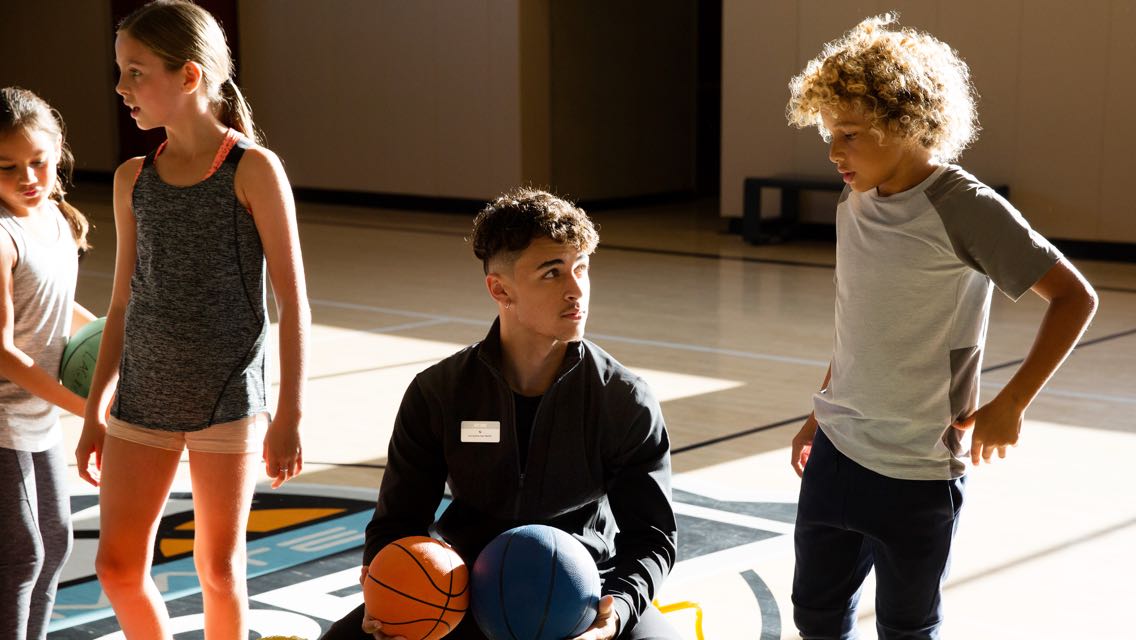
[106,413,268,454]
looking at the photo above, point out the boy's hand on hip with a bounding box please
[955,397,1024,465]
[791,414,819,477]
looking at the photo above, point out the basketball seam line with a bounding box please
[422,548,456,640]
[534,537,556,640]
[366,574,466,613]
[372,614,453,629]
[499,533,520,640]
[393,541,469,597]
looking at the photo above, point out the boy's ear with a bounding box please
[181,61,204,94]
[486,273,511,307]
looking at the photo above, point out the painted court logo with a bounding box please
[50,484,793,639]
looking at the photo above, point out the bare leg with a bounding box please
[188,449,258,640]
[95,436,181,639]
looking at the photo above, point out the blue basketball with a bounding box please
[59,317,105,398]
[471,525,600,640]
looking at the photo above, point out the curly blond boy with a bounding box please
[784,13,1096,640]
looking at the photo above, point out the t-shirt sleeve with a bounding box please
[930,176,1062,301]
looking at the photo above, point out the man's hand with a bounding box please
[954,395,1025,465]
[361,611,406,640]
[791,414,819,477]
[571,595,620,640]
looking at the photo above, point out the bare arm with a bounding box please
[71,302,96,332]
[0,232,86,416]
[791,362,832,477]
[957,258,1098,464]
[236,147,311,488]
[76,158,141,486]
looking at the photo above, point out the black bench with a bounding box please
[742,176,1010,245]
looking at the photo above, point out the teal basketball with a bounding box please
[59,317,105,398]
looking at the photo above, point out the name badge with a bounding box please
[460,421,501,443]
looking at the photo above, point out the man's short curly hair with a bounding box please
[787,13,979,163]
[470,188,599,274]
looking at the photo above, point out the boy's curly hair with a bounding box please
[787,13,979,163]
[470,187,599,274]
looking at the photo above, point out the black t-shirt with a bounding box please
[513,392,542,471]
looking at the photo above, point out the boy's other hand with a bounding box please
[791,415,819,477]
[954,397,1024,465]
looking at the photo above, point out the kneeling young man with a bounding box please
[323,188,679,640]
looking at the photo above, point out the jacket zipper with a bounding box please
[482,348,581,519]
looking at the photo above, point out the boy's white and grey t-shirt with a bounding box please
[813,165,1062,481]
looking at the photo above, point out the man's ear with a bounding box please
[486,272,511,308]
[181,61,205,94]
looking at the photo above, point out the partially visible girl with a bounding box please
[75,1,311,637]
[0,86,95,640]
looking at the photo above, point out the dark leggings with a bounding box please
[0,445,73,640]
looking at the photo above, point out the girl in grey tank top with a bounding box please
[75,3,311,636]
[0,87,93,640]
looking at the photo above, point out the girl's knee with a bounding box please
[194,552,245,593]
[0,554,44,589]
[0,532,45,578]
[95,546,150,590]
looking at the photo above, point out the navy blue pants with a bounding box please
[792,429,965,640]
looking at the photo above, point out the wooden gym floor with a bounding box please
[50,184,1136,639]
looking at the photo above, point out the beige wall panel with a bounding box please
[1099,0,1136,243]
[433,2,491,197]
[485,0,524,195]
[519,0,551,186]
[935,0,1022,187]
[432,0,523,198]
[1013,0,1108,240]
[371,2,442,195]
[791,3,882,178]
[239,0,521,198]
[720,1,798,217]
[0,2,117,172]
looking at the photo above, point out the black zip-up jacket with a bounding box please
[363,320,677,633]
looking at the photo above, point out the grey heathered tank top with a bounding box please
[112,136,268,431]
[0,203,77,451]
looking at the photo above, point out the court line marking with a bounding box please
[982,327,1136,374]
[311,318,451,343]
[303,297,831,367]
[981,381,1136,405]
[672,501,794,535]
[305,358,441,383]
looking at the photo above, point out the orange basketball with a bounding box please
[364,536,469,640]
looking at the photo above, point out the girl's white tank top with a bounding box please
[0,202,77,451]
